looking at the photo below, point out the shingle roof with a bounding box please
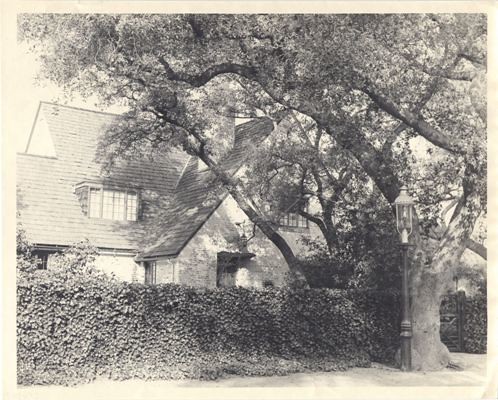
[17,102,274,256]
[138,117,274,258]
[17,102,189,250]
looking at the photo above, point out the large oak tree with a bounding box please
[19,13,487,370]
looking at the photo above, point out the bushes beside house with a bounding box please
[17,275,400,385]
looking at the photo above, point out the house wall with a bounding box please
[42,197,323,287]
[43,251,142,282]
[279,225,323,257]
[156,258,177,283]
[93,253,141,282]
[154,195,323,288]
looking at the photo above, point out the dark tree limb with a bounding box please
[157,57,257,87]
[465,239,487,260]
[359,86,466,155]
[458,52,486,68]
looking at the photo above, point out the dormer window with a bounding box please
[76,182,139,221]
[279,212,309,228]
[277,197,310,229]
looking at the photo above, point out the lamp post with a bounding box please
[394,185,415,372]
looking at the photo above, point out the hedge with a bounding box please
[17,282,400,385]
[464,294,487,354]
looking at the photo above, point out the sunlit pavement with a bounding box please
[12,353,491,400]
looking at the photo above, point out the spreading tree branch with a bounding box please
[465,239,487,260]
[157,57,257,87]
[359,85,466,155]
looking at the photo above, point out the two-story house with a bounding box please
[16,102,322,288]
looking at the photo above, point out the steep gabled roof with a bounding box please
[138,117,274,258]
[17,102,189,250]
[17,102,274,256]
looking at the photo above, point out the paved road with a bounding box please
[11,353,493,400]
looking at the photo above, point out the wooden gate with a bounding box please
[440,291,466,352]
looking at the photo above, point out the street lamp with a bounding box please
[394,185,415,372]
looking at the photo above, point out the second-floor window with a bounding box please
[279,212,309,228]
[88,188,138,221]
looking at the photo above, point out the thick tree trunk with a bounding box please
[409,268,452,370]
[315,221,338,257]
[408,173,482,370]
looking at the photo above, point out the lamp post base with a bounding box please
[400,243,413,372]
[400,321,412,371]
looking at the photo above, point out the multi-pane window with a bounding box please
[102,190,125,220]
[279,212,309,228]
[37,253,49,270]
[88,188,138,221]
[127,192,137,221]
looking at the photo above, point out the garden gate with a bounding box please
[439,290,466,352]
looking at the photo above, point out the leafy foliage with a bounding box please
[17,239,117,287]
[299,194,400,290]
[17,14,487,228]
[16,222,39,275]
[17,279,400,385]
[464,295,487,353]
[454,261,486,296]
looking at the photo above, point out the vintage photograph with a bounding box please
[9,10,491,397]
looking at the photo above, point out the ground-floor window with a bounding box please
[217,251,257,288]
[32,250,56,270]
[216,253,237,287]
[144,261,157,284]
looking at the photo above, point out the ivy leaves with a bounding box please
[18,279,400,385]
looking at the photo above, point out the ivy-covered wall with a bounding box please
[17,283,400,385]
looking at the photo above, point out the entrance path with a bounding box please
[13,353,493,400]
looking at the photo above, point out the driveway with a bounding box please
[11,353,494,400]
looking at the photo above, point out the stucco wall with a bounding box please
[93,253,140,282]
[279,224,323,257]
[156,258,177,283]
[153,195,320,288]
[44,252,142,282]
